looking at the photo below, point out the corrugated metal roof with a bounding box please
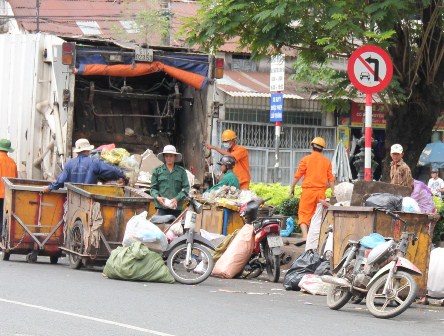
[6,1,298,54]
[217,70,304,99]
[7,0,164,43]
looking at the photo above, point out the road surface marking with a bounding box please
[0,298,175,336]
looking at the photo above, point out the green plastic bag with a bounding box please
[103,241,175,283]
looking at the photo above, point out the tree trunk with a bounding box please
[381,2,444,182]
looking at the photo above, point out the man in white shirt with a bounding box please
[427,168,444,196]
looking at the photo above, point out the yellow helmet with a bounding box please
[222,129,237,142]
[310,137,326,148]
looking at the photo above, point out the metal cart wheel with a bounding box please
[68,220,84,269]
[26,251,38,263]
[1,217,10,261]
[2,251,10,261]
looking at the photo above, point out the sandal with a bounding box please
[415,297,429,305]
[294,238,307,247]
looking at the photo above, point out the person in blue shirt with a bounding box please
[43,138,126,192]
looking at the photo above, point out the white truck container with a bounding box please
[0,33,216,184]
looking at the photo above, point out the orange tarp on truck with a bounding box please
[76,62,208,90]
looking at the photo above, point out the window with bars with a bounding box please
[225,97,323,126]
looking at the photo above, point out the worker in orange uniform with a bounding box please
[205,129,250,189]
[289,137,335,241]
[0,139,18,240]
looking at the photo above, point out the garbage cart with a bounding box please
[1,178,66,263]
[60,183,155,269]
[318,206,438,296]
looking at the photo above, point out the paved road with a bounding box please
[0,254,443,336]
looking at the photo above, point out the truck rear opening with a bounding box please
[64,39,215,182]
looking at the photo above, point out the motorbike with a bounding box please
[321,209,421,319]
[150,191,215,285]
[239,197,284,282]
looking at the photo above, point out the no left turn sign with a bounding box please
[347,45,393,94]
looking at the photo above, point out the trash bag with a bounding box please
[283,250,322,291]
[103,241,175,283]
[402,197,421,213]
[314,259,331,276]
[280,217,294,237]
[335,182,354,203]
[101,148,130,165]
[212,224,254,279]
[299,274,331,295]
[364,193,403,211]
[122,211,168,251]
[119,155,140,186]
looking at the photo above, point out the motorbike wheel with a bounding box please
[327,284,352,310]
[326,257,355,310]
[264,241,280,282]
[366,271,417,319]
[167,243,214,285]
[68,220,84,270]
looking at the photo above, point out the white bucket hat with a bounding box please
[73,138,95,153]
[157,145,182,162]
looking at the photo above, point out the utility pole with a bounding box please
[36,0,40,32]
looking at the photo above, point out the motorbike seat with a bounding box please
[253,218,280,231]
[150,214,177,224]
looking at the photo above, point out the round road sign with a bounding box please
[347,45,393,94]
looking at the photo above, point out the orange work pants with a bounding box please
[297,188,326,227]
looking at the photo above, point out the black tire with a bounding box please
[264,241,280,283]
[327,284,353,310]
[68,220,84,270]
[326,256,355,310]
[366,271,417,319]
[2,251,10,261]
[50,256,59,264]
[26,252,38,263]
[167,243,214,285]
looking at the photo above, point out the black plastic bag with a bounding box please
[364,193,403,211]
[314,259,332,276]
[283,250,322,291]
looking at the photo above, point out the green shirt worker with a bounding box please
[150,145,190,217]
[207,155,240,192]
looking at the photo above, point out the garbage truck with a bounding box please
[0,33,219,185]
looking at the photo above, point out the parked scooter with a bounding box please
[239,197,284,282]
[321,209,421,319]
[150,191,215,285]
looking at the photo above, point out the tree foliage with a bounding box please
[182,0,444,176]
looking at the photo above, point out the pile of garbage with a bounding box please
[201,186,259,209]
[92,145,196,188]
[334,181,436,214]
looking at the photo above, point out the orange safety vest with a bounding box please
[229,144,250,189]
[0,152,18,198]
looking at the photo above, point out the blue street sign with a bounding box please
[270,93,284,122]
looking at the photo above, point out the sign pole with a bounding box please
[364,93,373,181]
[270,54,285,183]
[347,45,393,181]
[275,111,281,182]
